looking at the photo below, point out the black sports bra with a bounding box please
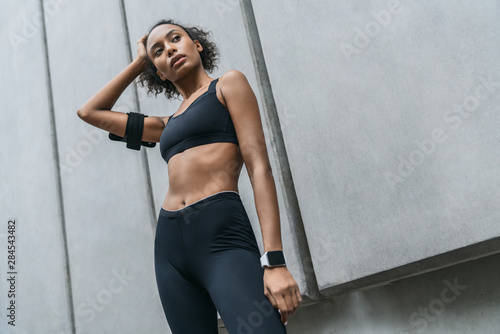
[160,78,239,164]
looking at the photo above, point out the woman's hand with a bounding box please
[263,266,302,326]
[135,34,149,69]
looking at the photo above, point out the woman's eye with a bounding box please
[153,36,179,57]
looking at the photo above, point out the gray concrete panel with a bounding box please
[0,1,72,333]
[44,0,161,333]
[284,252,500,333]
[252,0,500,295]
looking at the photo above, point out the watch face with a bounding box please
[267,251,285,265]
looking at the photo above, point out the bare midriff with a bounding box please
[162,142,244,211]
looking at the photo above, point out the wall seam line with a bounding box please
[38,0,76,332]
[119,0,158,232]
[239,0,324,301]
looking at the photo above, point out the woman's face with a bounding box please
[146,24,203,82]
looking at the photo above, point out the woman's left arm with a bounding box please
[220,70,302,325]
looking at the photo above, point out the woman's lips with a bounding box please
[173,56,186,67]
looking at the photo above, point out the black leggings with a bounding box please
[154,190,287,334]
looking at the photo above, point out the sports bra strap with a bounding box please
[208,78,219,93]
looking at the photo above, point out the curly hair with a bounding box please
[137,19,219,100]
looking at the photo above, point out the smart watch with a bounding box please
[260,250,287,268]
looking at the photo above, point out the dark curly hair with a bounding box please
[137,19,219,100]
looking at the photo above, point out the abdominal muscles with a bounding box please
[162,142,243,210]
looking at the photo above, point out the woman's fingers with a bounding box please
[288,287,301,314]
[291,287,302,315]
[281,279,301,321]
[136,34,149,60]
[275,293,291,325]
[264,287,281,321]
[263,267,302,325]
[267,288,292,324]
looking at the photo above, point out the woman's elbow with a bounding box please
[76,108,91,120]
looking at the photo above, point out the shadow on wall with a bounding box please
[279,252,500,333]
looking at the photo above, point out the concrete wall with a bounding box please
[251,0,500,296]
[1,1,73,333]
[1,0,499,333]
[283,252,500,334]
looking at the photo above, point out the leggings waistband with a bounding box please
[160,191,240,217]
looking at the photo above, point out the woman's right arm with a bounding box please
[76,34,166,143]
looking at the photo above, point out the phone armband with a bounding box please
[108,112,156,150]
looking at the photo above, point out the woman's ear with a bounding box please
[156,70,167,81]
[194,40,203,52]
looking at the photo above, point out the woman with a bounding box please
[77,19,301,333]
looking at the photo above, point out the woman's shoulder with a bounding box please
[218,70,252,97]
[219,69,249,86]
[216,70,255,108]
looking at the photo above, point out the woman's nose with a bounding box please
[167,44,177,57]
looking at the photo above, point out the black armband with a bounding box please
[108,112,156,150]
